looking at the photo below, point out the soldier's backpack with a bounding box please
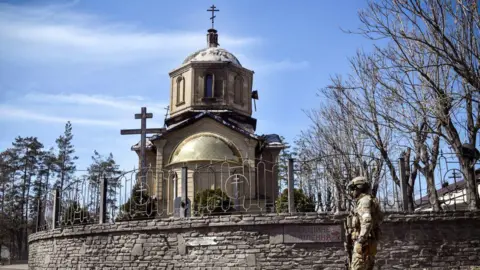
[370,195,384,241]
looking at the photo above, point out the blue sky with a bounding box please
[0,0,373,171]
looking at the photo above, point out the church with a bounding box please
[129,9,285,215]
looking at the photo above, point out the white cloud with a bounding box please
[0,92,169,127]
[0,3,260,65]
[24,93,166,114]
[236,53,310,74]
[0,105,119,126]
[254,59,310,73]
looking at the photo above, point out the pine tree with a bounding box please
[55,121,78,192]
[0,148,20,258]
[33,148,56,229]
[277,136,294,193]
[11,136,44,259]
[86,151,121,220]
[0,150,16,254]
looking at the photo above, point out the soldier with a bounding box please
[345,176,383,270]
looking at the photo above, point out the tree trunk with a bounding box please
[425,168,441,211]
[461,160,479,210]
[334,182,343,212]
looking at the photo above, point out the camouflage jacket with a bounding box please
[348,193,383,243]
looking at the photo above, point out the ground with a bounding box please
[0,265,28,270]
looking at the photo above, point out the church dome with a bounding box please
[168,132,242,165]
[182,28,242,67]
[182,47,242,66]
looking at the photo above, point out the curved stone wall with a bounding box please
[29,212,480,269]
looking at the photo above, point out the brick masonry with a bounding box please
[28,211,480,270]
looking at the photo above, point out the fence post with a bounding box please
[52,188,60,229]
[398,157,409,212]
[287,158,296,213]
[99,176,108,224]
[36,198,42,232]
[180,166,189,217]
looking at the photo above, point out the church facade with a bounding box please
[130,26,285,215]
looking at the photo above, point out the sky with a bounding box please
[0,0,374,171]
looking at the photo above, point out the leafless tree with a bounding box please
[355,0,480,209]
[295,90,384,211]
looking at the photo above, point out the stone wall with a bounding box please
[28,211,480,270]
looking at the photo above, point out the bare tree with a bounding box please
[356,0,480,209]
[295,91,383,211]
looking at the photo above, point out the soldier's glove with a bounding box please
[354,236,366,253]
[354,242,363,254]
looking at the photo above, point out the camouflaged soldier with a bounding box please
[345,176,383,270]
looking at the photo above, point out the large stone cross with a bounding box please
[121,107,165,179]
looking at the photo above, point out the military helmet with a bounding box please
[347,176,370,190]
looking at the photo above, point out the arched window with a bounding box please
[176,76,185,105]
[204,74,214,98]
[234,76,243,104]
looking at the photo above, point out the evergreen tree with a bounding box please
[0,149,18,255]
[86,151,121,220]
[33,148,56,229]
[275,188,315,213]
[55,121,78,192]
[277,136,294,193]
[11,136,44,259]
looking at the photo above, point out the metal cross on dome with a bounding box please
[207,5,219,29]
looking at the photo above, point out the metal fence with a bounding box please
[35,154,479,231]
[411,152,479,211]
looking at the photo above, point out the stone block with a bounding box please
[131,243,143,256]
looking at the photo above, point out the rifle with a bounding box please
[344,214,353,270]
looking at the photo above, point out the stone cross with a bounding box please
[121,107,165,180]
[207,5,219,29]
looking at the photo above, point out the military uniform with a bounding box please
[346,177,383,270]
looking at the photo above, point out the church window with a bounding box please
[205,74,214,98]
[234,76,243,104]
[176,76,185,105]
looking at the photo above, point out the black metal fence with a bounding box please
[35,155,479,232]
[411,152,479,211]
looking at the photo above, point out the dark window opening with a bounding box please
[205,74,213,97]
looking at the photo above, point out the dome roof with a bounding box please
[182,47,242,66]
[168,132,242,165]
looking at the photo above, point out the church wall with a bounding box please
[153,118,262,210]
[29,211,480,269]
[193,66,228,104]
[226,67,253,116]
[257,148,282,202]
[169,68,194,117]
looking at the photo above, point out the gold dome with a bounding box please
[168,132,242,165]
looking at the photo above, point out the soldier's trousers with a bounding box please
[350,241,377,270]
